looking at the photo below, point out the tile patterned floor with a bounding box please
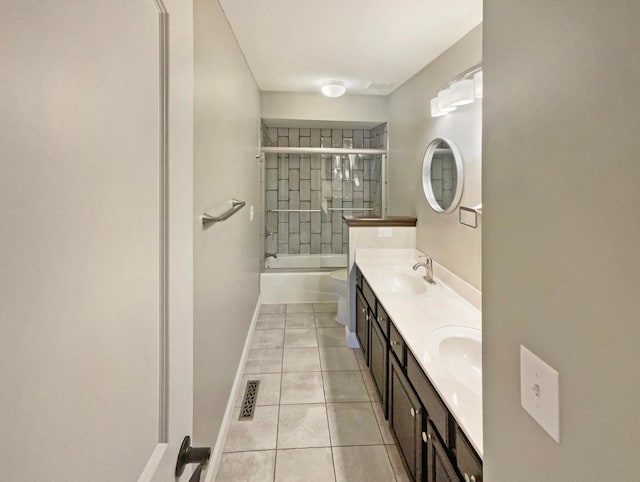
[216,303,410,482]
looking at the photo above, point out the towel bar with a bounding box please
[201,199,246,227]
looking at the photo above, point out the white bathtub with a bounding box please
[264,253,347,269]
[261,254,347,303]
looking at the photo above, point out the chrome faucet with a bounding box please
[412,257,435,284]
[265,252,278,260]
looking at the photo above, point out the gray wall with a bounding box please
[193,0,261,446]
[388,26,482,289]
[261,91,387,125]
[483,2,640,480]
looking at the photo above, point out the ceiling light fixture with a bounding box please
[321,81,346,98]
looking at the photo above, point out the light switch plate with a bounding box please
[377,227,392,237]
[520,345,560,443]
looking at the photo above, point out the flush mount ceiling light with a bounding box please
[321,81,346,98]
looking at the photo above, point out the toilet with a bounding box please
[330,268,349,325]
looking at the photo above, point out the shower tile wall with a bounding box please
[430,146,457,210]
[262,124,387,256]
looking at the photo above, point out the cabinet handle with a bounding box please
[410,407,415,417]
[361,307,366,314]
[378,316,383,322]
[421,431,427,443]
[391,340,398,346]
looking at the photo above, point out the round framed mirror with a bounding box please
[421,138,464,213]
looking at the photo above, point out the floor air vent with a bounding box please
[238,380,260,420]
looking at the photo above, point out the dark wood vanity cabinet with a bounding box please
[355,288,369,365]
[389,354,424,482]
[455,428,483,482]
[369,309,388,412]
[426,422,459,482]
[355,267,483,482]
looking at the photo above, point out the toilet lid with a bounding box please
[330,269,348,282]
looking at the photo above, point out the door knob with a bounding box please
[175,436,211,480]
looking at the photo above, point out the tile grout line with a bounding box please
[313,306,338,481]
[246,303,342,481]
[315,304,338,482]
[273,313,286,482]
[359,352,401,481]
[223,442,393,454]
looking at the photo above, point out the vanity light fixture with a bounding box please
[430,98,447,117]
[429,65,482,118]
[450,79,475,106]
[437,89,457,113]
[473,71,483,98]
[321,81,346,98]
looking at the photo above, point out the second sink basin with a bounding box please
[427,326,482,396]
[369,270,427,295]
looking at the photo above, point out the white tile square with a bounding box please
[286,303,314,313]
[322,371,369,402]
[284,328,318,348]
[252,330,285,349]
[216,451,275,482]
[224,406,279,452]
[280,372,325,404]
[277,404,330,449]
[275,448,335,482]
[319,347,359,371]
[332,445,394,482]
[282,348,321,372]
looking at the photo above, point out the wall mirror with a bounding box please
[421,138,464,213]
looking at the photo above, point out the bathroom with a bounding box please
[2,1,639,481]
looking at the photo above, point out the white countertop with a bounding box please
[355,248,483,457]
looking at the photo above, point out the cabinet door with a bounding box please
[369,314,388,413]
[355,288,369,365]
[425,423,460,482]
[455,427,482,482]
[389,355,423,481]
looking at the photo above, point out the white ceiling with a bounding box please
[219,0,482,96]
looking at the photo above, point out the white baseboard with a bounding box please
[204,295,261,482]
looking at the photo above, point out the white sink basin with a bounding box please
[369,271,427,295]
[427,326,482,396]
